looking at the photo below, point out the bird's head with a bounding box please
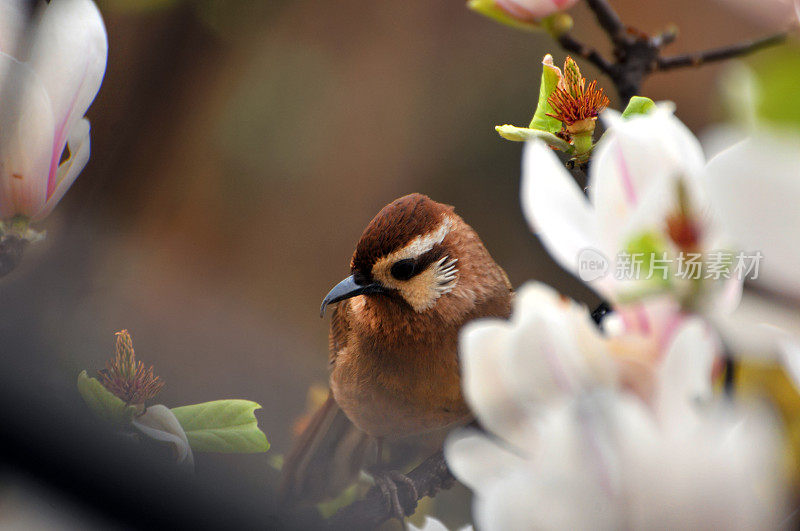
[321,193,507,318]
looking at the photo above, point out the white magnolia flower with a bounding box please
[0,0,107,221]
[522,105,743,314]
[705,123,800,386]
[706,129,800,300]
[447,282,786,530]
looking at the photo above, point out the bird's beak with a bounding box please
[320,275,386,317]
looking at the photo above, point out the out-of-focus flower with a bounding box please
[468,0,578,31]
[496,55,610,163]
[706,130,800,302]
[132,404,194,468]
[408,516,473,531]
[522,105,743,313]
[698,61,800,366]
[713,0,800,29]
[0,0,107,223]
[446,282,786,530]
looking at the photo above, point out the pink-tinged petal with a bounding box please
[25,0,106,198]
[495,0,578,20]
[0,53,54,219]
[35,117,89,220]
[590,107,705,252]
[705,132,800,299]
[521,141,605,289]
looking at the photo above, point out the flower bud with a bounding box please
[468,0,578,30]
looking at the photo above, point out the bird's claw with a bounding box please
[370,469,418,522]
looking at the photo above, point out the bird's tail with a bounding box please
[279,391,371,504]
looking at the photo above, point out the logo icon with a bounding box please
[577,248,609,282]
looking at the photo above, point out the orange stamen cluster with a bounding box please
[547,56,610,126]
[99,329,164,404]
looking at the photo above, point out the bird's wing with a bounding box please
[279,390,371,504]
[328,299,352,365]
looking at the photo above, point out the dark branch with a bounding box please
[557,32,614,75]
[327,449,455,530]
[657,32,788,71]
[650,25,678,49]
[585,0,625,42]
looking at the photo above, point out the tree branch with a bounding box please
[557,32,614,75]
[327,449,455,530]
[657,32,789,71]
[585,0,625,42]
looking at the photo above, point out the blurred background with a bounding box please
[0,0,796,527]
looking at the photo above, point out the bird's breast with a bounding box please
[330,337,470,439]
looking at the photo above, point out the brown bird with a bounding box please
[280,193,512,518]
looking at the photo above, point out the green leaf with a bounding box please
[77,370,138,425]
[621,96,656,119]
[495,124,573,151]
[171,400,269,454]
[467,0,539,32]
[529,55,563,134]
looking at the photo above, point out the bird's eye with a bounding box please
[390,259,417,281]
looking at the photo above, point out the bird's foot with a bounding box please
[369,468,418,522]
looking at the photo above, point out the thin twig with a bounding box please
[657,32,788,71]
[557,32,614,75]
[585,0,625,42]
[327,449,455,530]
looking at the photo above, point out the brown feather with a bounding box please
[279,392,371,504]
[351,193,454,279]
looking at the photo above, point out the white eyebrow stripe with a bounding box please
[393,216,453,259]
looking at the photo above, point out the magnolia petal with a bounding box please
[705,131,800,299]
[132,404,195,468]
[26,0,106,197]
[655,317,719,433]
[505,283,612,403]
[779,340,800,393]
[445,429,526,492]
[0,53,54,219]
[521,141,604,292]
[500,0,580,19]
[459,319,536,448]
[0,0,36,58]
[714,291,800,357]
[35,118,90,220]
